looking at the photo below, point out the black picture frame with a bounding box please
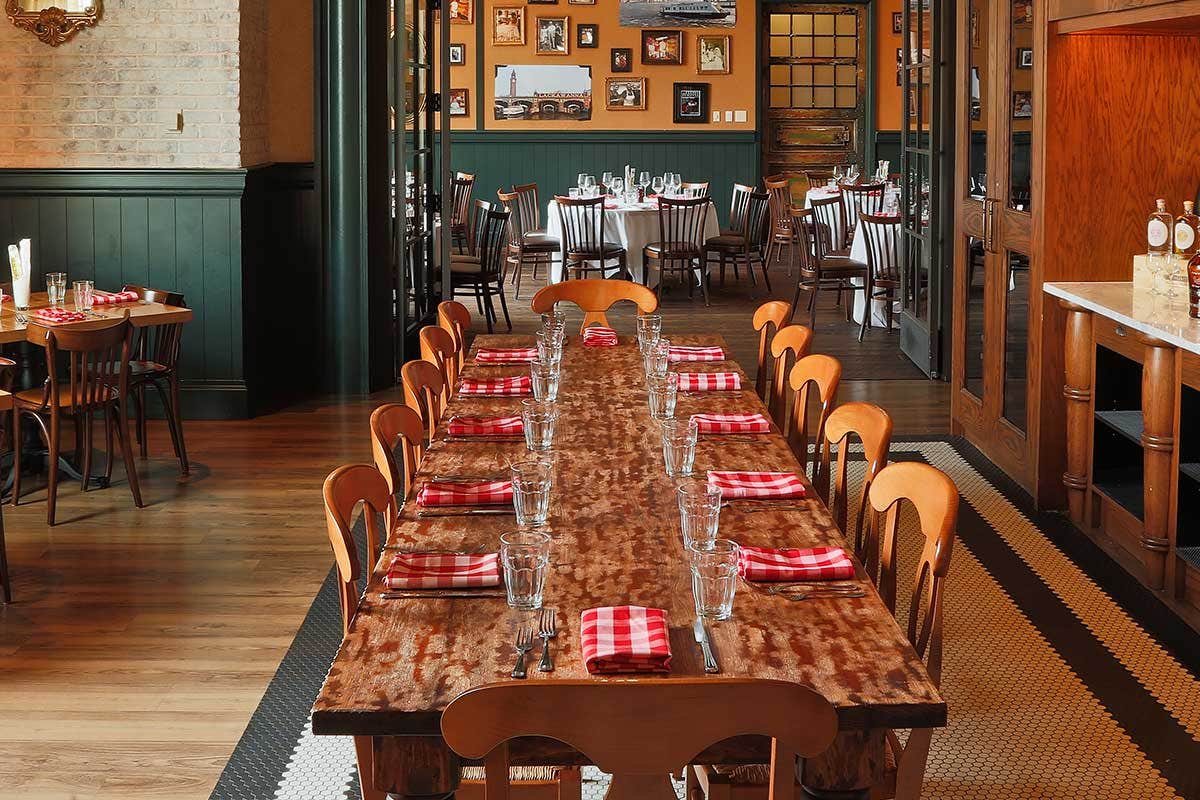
[1016,47,1033,69]
[610,47,632,72]
[577,23,598,48]
[641,29,683,65]
[892,12,902,33]
[673,81,708,124]
[449,43,465,65]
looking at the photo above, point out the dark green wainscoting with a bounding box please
[448,131,760,228]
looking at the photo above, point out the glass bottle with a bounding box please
[1148,199,1172,255]
[1175,200,1199,259]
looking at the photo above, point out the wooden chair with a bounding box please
[0,356,12,602]
[121,284,189,475]
[531,279,658,333]
[419,325,459,398]
[450,172,476,252]
[766,325,813,435]
[451,203,512,333]
[857,212,902,342]
[554,195,629,281]
[369,403,424,525]
[438,300,471,371]
[643,196,712,306]
[681,180,710,198]
[785,354,840,487]
[322,462,394,800]
[441,679,837,800]
[752,300,791,403]
[819,402,893,553]
[789,203,867,328]
[864,461,958,800]
[498,188,558,300]
[401,359,447,445]
[13,313,143,526]
[803,170,833,191]
[840,182,885,250]
[763,176,798,277]
[704,187,772,292]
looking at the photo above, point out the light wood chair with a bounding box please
[401,359,447,445]
[857,212,902,342]
[121,284,189,475]
[819,402,893,553]
[785,354,841,487]
[420,325,459,399]
[752,300,791,403]
[441,679,838,800]
[766,324,813,435]
[438,300,471,371]
[369,403,425,524]
[865,461,958,800]
[531,279,658,333]
[322,462,394,800]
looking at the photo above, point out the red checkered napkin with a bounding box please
[90,290,139,306]
[707,471,806,499]
[459,376,532,396]
[668,345,726,363]
[446,416,524,436]
[738,546,854,582]
[476,347,539,364]
[29,308,88,325]
[691,413,771,435]
[416,480,514,507]
[676,372,741,392]
[580,605,672,674]
[582,326,618,347]
[385,552,501,589]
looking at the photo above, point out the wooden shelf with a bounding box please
[1095,409,1144,447]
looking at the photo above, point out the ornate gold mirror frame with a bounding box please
[6,0,102,46]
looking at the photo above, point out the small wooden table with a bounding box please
[312,333,945,798]
[0,291,193,343]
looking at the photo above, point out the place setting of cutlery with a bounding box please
[416,506,516,518]
[511,608,559,678]
[693,617,719,674]
[380,588,507,600]
[721,500,807,513]
[740,578,866,601]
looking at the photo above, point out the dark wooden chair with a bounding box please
[789,200,867,328]
[803,170,833,191]
[0,356,12,602]
[703,186,772,292]
[857,212,902,342]
[554,195,628,281]
[643,196,712,306]
[498,188,558,300]
[121,284,188,475]
[450,172,476,253]
[840,182,885,250]
[763,176,799,277]
[451,203,512,332]
[681,180,710,198]
[13,312,143,526]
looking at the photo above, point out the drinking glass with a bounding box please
[1146,252,1169,296]
[72,280,94,312]
[688,539,739,620]
[536,330,564,366]
[582,175,596,196]
[577,172,588,191]
[611,177,624,198]
[568,187,581,199]
[678,481,722,550]
[511,460,553,528]
[826,177,838,191]
[602,171,613,192]
[522,399,558,452]
[531,358,561,402]
[500,530,551,610]
[540,309,567,332]
[646,372,678,421]
[45,272,67,307]
[661,417,698,478]
[638,171,651,192]
[833,165,844,183]
[651,177,664,196]
[645,338,671,380]
[636,313,663,353]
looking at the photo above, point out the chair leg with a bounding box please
[0,504,10,603]
[496,278,512,332]
[136,383,148,458]
[844,280,853,322]
[513,256,524,300]
[744,252,756,288]
[80,410,93,492]
[858,281,872,343]
[809,284,819,329]
[113,400,144,509]
[104,403,115,484]
[46,410,60,526]
[11,408,22,506]
[698,262,711,307]
[154,378,187,475]
[759,255,772,292]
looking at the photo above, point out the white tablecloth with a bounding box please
[545,200,720,286]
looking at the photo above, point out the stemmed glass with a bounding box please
[669,173,682,194]
[602,171,613,193]
[582,175,596,197]
[638,171,651,195]
[833,165,844,184]
[577,173,587,192]
[611,177,624,201]
[651,176,664,197]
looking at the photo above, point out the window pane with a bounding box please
[770,88,790,107]
[813,87,834,107]
[791,64,812,85]
[836,87,856,108]
[835,36,856,57]
[769,14,790,34]
[814,37,835,57]
[813,13,834,34]
[813,64,834,86]
[770,36,789,57]
[770,65,789,84]
[792,87,812,107]
[793,14,813,34]
[835,64,855,85]
[792,37,813,57]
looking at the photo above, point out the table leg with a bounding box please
[373,736,462,799]
[799,729,884,800]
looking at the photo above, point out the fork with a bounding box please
[511,625,536,679]
[537,607,558,672]
[778,589,866,601]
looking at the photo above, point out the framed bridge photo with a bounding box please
[493,64,593,121]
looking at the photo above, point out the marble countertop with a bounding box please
[1044,281,1200,355]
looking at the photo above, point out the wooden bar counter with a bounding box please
[1045,281,1200,627]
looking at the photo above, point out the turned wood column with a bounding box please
[1060,301,1094,525]
[1139,335,1175,591]
[800,729,885,799]
[374,736,460,799]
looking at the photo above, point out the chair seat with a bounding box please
[129,360,170,378]
[644,241,702,259]
[566,246,626,260]
[818,256,868,276]
[15,384,116,409]
[705,234,748,251]
[451,261,496,276]
[522,232,560,251]
[451,254,481,264]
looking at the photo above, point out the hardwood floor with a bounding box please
[0,271,949,799]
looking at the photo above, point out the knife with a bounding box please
[693,618,719,674]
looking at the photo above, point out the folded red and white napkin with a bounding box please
[416,479,514,507]
[90,290,139,306]
[668,345,725,363]
[707,471,806,499]
[737,546,855,582]
[446,415,524,437]
[459,376,532,396]
[475,347,539,364]
[580,605,672,674]
[29,308,88,325]
[676,372,741,392]
[385,552,501,589]
[582,326,618,347]
[692,413,770,435]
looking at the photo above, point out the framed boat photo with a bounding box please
[641,29,683,65]
[619,0,734,28]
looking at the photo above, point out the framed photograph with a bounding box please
[1012,90,1032,119]
[494,64,592,121]
[1013,0,1033,24]
[892,12,902,33]
[611,47,633,73]
[642,29,683,65]
[606,77,646,110]
[449,43,466,65]
[620,0,732,27]
[447,0,473,24]
[1016,47,1033,69]
[673,82,708,124]
[568,0,595,4]
[577,23,598,48]
[492,6,525,45]
[448,89,469,116]
[527,0,557,4]
[696,35,729,75]
[536,16,569,55]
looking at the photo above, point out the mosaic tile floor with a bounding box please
[208,439,1200,800]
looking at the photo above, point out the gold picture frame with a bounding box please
[696,35,730,75]
[536,15,569,55]
[493,5,525,45]
[606,77,646,110]
[6,0,102,46]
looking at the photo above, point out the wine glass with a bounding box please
[638,171,651,192]
[833,165,844,184]
[652,176,665,197]
[577,173,587,191]
[582,175,596,196]
[611,177,624,200]
[602,171,613,193]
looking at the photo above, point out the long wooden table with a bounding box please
[0,290,193,343]
[312,333,945,798]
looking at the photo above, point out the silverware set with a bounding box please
[722,501,807,513]
[511,607,559,678]
[693,617,719,673]
[714,436,774,445]
[416,507,515,518]
[742,580,865,601]
[380,589,506,600]
[679,390,744,396]
[511,626,536,679]
[426,472,510,483]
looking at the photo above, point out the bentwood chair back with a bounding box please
[727,182,756,236]
[857,212,902,342]
[369,403,425,524]
[767,324,813,433]
[442,679,838,800]
[419,325,459,397]
[865,461,958,800]
[820,402,893,551]
[401,359,447,444]
[785,354,841,486]
[531,279,659,332]
[752,300,791,402]
[122,284,189,474]
[808,194,846,257]
[840,182,885,246]
[438,300,471,370]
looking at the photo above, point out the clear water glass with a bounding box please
[647,372,678,421]
[636,314,663,353]
[511,460,553,528]
[45,272,67,307]
[577,173,587,191]
[522,399,558,452]
[661,417,698,478]
[500,530,551,610]
[530,358,560,402]
[638,171,650,191]
[1146,252,1169,296]
[678,481,722,549]
[645,338,671,380]
[568,187,581,199]
[72,280,94,312]
[689,539,739,620]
